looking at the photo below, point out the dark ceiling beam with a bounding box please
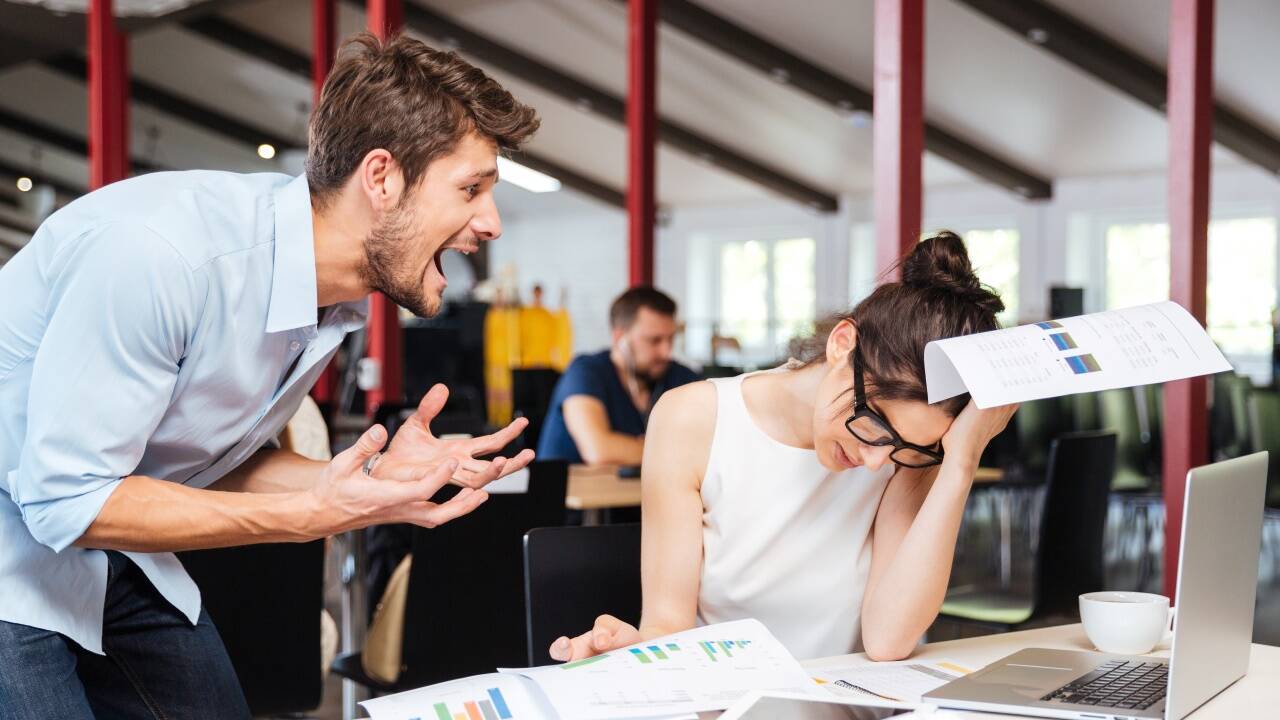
[43,54,299,153]
[182,15,628,210]
[955,0,1280,176]
[0,155,82,199]
[0,105,166,181]
[650,0,1052,199]
[393,1,839,211]
[0,106,162,175]
[181,16,313,79]
[510,150,625,209]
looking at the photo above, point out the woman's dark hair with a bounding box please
[804,230,1004,416]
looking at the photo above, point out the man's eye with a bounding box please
[464,184,480,198]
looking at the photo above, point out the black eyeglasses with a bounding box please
[843,348,945,469]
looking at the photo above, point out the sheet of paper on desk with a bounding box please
[815,658,973,703]
[500,618,819,720]
[924,301,1230,408]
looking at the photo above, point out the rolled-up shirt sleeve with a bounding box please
[8,223,198,552]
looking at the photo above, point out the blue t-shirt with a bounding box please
[537,350,701,464]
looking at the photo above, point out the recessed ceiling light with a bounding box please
[497,157,561,193]
[257,143,277,160]
[16,177,33,192]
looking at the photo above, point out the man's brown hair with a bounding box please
[306,32,540,208]
[610,287,678,330]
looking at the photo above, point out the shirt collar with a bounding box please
[266,174,320,334]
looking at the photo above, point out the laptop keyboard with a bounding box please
[1041,659,1168,710]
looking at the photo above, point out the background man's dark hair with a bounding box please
[610,287,678,330]
[307,32,540,208]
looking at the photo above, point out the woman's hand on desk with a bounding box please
[549,614,643,662]
[375,383,537,489]
[307,424,491,534]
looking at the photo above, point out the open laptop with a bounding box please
[924,452,1268,720]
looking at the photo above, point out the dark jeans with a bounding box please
[0,551,250,720]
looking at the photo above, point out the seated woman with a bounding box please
[549,232,1017,662]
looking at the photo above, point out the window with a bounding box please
[848,225,1020,325]
[1103,217,1277,378]
[961,228,1020,326]
[718,237,816,363]
[1105,222,1171,310]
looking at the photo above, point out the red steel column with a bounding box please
[88,0,128,189]
[310,0,339,408]
[627,0,657,287]
[364,0,404,415]
[1163,0,1214,602]
[873,0,924,280]
[312,0,336,107]
[367,0,403,45]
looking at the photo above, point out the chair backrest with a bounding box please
[396,461,569,687]
[1032,430,1117,619]
[523,523,642,667]
[1013,397,1070,477]
[512,368,562,452]
[178,541,325,715]
[1228,374,1254,457]
[1099,388,1152,491]
[1247,390,1280,507]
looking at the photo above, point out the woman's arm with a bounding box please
[860,400,1017,660]
[549,381,716,661]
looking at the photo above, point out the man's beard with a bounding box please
[360,205,438,318]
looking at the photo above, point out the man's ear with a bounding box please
[359,148,405,212]
[826,319,858,367]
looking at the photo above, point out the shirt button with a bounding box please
[290,341,301,351]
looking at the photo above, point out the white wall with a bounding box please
[488,204,628,355]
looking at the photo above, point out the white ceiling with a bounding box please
[1,0,1277,209]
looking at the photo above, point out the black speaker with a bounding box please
[1049,286,1084,320]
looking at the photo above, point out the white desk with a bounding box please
[801,624,1279,718]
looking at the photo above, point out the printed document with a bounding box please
[925,301,1230,408]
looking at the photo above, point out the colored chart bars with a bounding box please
[1064,353,1102,374]
[421,686,513,720]
[628,643,683,664]
[697,639,752,661]
[1048,332,1078,350]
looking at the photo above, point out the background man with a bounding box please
[537,287,700,465]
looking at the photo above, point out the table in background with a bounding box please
[567,464,640,525]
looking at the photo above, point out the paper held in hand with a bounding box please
[924,301,1231,409]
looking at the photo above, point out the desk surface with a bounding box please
[567,464,1005,510]
[566,464,640,510]
[803,623,1279,719]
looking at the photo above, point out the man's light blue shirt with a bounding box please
[0,170,367,653]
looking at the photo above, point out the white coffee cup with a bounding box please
[1079,591,1176,655]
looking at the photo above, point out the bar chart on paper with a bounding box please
[361,674,543,720]
[512,619,817,720]
[423,686,512,720]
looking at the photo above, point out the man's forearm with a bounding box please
[578,432,645,465]
[74,475,324,553]
[208,448,326,493]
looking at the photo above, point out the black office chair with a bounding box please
[523,523,642,667]
[512,368,562,453]
[178,541,325,716]
[331,461,569,691]
[937,431,1117,634]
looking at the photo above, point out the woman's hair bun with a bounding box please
[901,231,1005,316]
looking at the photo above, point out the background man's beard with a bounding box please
[361,209,438,318]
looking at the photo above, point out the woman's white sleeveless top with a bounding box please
[696,373,894,659]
